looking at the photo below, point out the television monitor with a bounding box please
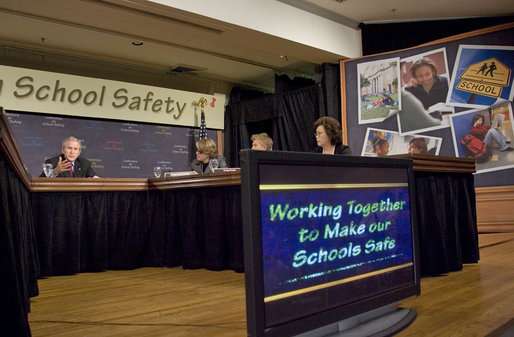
[240,150,420,337]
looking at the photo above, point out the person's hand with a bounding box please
[54,156,72,175]
[405,78,418,88]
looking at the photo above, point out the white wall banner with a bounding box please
[0,65,225,129]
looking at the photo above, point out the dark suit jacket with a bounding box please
[311,143,352,156]
[188,154,227,174]
[39,155,98,177]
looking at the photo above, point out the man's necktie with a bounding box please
[70,162,74,177]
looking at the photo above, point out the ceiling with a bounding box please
[0,0,512,93]
[302,0,513,24]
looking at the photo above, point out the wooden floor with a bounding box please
[28,233,514,337]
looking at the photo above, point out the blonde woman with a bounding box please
[188,138,227,174]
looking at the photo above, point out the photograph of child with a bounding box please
[361,128,442,157]
[450,102,514,173]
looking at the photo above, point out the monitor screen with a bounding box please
[240,150,420,337]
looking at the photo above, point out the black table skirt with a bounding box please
[30,170,479,278]
[31,186,244,277]
[414,171,479,276]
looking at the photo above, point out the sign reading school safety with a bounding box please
[0,65,225,129]
[456,58,511,98]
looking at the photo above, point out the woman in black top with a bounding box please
[311,116,351,155]
[405,57,449,111]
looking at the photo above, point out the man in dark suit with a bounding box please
[40,136,99,178]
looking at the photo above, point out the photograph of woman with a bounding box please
[398,48,454,134]
[405,57,448,111]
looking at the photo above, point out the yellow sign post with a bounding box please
[456,58,511,98]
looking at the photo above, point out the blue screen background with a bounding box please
[260,187,412,298]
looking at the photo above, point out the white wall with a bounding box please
[150,0,362,59]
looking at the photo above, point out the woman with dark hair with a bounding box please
[408,138,428,154]
[470,114,512,152]
[311,116,351,155]
[405,57,448,110]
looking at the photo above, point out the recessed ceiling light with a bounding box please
[132,41,144,46]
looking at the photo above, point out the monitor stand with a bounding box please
[296,304,416,337]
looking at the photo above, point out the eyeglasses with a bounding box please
[314,131,325,137]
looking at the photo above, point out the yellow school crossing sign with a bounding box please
[456,58,511,98]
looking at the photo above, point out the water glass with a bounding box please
[153,166,162,178]
[42,162,53,177]
[209,158,219,172]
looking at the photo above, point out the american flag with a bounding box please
[199,111,207,139]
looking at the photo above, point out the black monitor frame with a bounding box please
[240,150,420,337]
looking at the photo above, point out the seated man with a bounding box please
[40,136,99,178]
[251,133,273,151]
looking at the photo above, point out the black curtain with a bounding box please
[273,85,322,152]
[360,16,514,56]
[321,62,342,120]
[224,70,341,167]
[224,85,322,167]
[1,153,38,337]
